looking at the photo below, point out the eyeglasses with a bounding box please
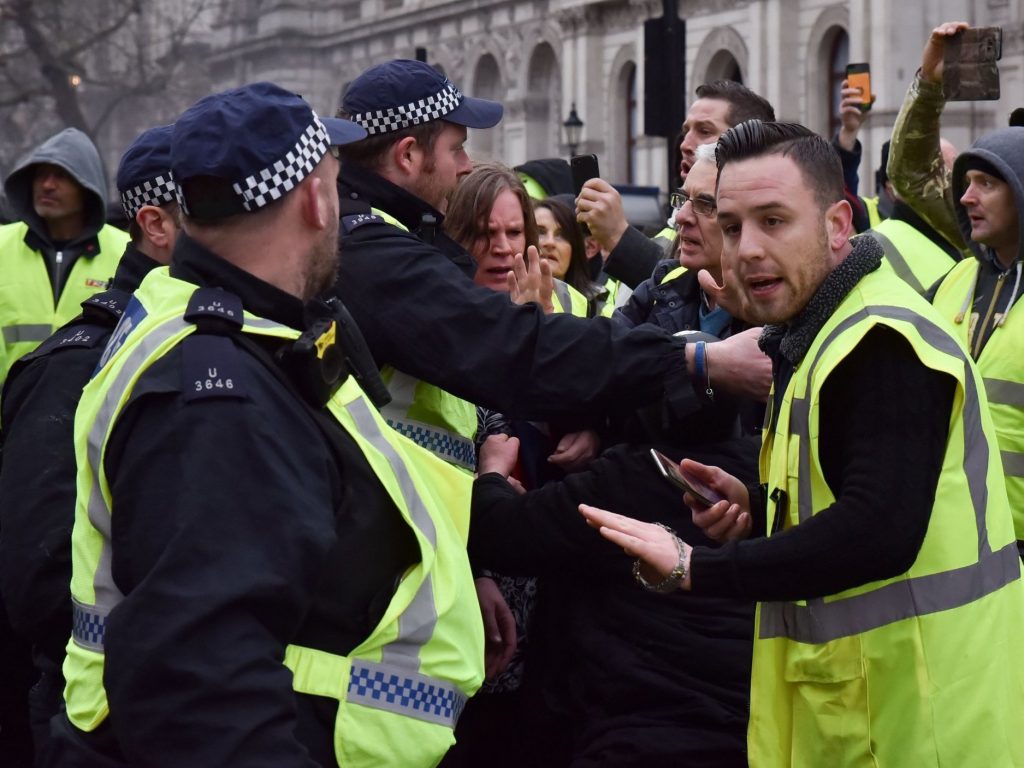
[669,189,716,217]
[328,145,341,159]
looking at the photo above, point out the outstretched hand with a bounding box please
[508,245,554,314]
[578,504,692,590]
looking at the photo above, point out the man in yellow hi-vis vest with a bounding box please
[0,128,128,387]
[582,121,1024,767]
[50,83,485,768]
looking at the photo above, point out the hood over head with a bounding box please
[2,127,109,243]
[952,126,1024,263]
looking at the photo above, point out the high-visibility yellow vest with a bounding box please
[934,257,1024,541]
[754,262,1024,767]
[863,218,956,296]
[64,268,484,767]
[0,221,127,384]
[552,278,589,317]
[369,207,478,471]
[660,265,687,285]
[862,195,883,229]
[593,275,625,318]
[652,226,675,256]
[516,173,547,200]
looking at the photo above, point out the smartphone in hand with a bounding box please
[845,63,873,111]
[570,153,600,196]
[650,449,723,507]
[944,27,1002,101]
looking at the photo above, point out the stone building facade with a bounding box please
[5,0,1018,203]
[202,0,1023,198]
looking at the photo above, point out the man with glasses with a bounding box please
[578,80,776,290]
[611,142,770,445]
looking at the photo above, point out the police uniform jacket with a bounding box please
[610,260,761,446]
[334,164,689,422]
[49,234,418,767]
[0,243,158,670]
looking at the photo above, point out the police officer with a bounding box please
[0,123,179,765]
[334,60,768,461]
[51,83,485,768]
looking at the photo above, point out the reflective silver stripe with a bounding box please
[985,378,1024,408]
[77,316,191,649]
[553,281,571,314]
[3,323,52,343]
[866,230,926,296]
[244,316,288,330]
[765,304,1010,642]
[347,658,466,728]
[788,397,812,523]
[1002,451,1024,478]
[345,395,439,671]
[759,541,1021,643]
[792,306,991,553]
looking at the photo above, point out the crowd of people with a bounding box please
[0,17,1022,768]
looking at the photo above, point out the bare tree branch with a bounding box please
[63,0,142,61]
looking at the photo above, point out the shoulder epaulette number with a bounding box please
[181,334,247,403]
[81,288,131,324]
[19,321,111,362]
[184,287,243,331]
[342,213,385,234]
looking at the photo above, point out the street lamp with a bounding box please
[563,103,584,157]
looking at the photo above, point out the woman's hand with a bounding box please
[508,245,554,313]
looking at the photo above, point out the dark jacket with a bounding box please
[610,261,760,445]
[601,225,667,289]
[470,441,758,767]
[0,244,159,666]
[47,235,418,767]
[333,164,689,422]
[0,244,158,766]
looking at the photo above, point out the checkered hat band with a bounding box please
[232,115,330,212]
[352,83,463,135]
[121,174,177,219]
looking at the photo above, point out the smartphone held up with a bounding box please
[944,26,1002,101]
[845,63,873,112]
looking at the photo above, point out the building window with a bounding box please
[707,50,742,84]
[625,63,637,183]
[827,28,850,139]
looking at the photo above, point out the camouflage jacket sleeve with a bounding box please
[887,72,967,250]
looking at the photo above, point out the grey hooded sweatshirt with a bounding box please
[944,126,1024,357]
[2,128,112,296]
